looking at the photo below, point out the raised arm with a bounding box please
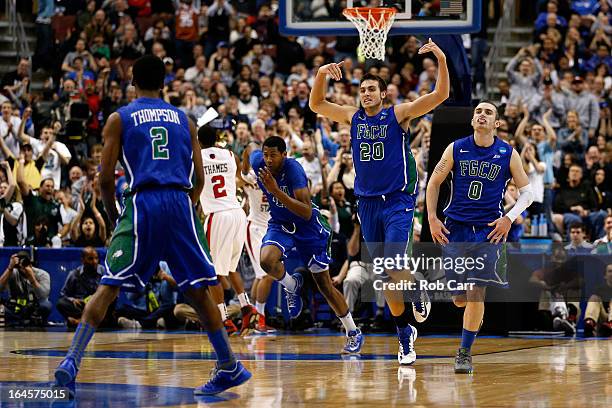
[394,39,449,123]
[99,112,122,228]
[16,107,31,144]
[515,103,531,147]
[91,190,107,243]
[309,61,358,125]
[426,143,453,245]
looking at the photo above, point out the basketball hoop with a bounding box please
[343,7,396,61]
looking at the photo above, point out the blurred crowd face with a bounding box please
[40,179,55,200]
[1,102,12,120]
[81,217,96,239]
[566,111,579,129]
[330,182,345,202]
[568,165,583,184]
[531,124,545,142]
[519,59,532,76]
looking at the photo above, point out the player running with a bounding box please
[309,39,449,365]
[249,137,364,353]
[426,101,533,374]
[53,55,251,397]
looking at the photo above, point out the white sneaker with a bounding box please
[118,317,141,329]
[397,324,418,365]
[156,317,166,329]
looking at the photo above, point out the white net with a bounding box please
[343,8,396,61]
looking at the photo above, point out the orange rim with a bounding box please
[342,7,397,20]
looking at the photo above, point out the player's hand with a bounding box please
[418,38,446,61]
[487,216,512,244]
[318,61,345,81]
[258,167,279,194]
[429,217,449,245]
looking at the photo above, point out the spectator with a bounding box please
[1,58,30,101]
[593,168,612,212]
[175,0,200,66]
[18,173,64,240]
[237,80,259,123]
[116,262,179,329]
[583,264,612,337]
[552,164,607,239]
[0,162,24,247]
[61,38,98,73]
[184,55,209,85]
[56,247,110,327]
[56,189,78,246]
[0,101,21,160]
[506,47,543,104]
[206,0,234,57]
[112,23,145,60]
[562,76,600,139]
[521,142,547,216]
[296,138,329,195]
[71,189,106,247]
[557,110,589,156]
[584,145,607,179]
[593,214,612,248]
[565,222,594,253]
[0,251,51,327]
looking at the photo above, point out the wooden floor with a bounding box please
[0,329,610,407]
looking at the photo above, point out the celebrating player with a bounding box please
[241,146,275,334]
[198,124,258,336]
[426,101,533,374]
[249,137,364,353]
[53,55,251,397]
[309,39,449,365]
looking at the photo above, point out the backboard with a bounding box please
[279,0,482,36]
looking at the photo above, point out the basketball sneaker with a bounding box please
[284,272,303,319]
[224,318,239,336]
[255,314,277,334]
[397,324,418,365]
[454,347,473,374]
[194,361,252,395]
[412,289,431,323]
[342,329,364,354]
[584,318,596,338]
[54,357,77,399]
[240,305,258,336]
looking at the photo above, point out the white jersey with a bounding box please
[200,147,241,215]
[242,170,270,227]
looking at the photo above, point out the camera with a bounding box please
[17,254,30,268]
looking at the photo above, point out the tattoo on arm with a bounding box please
[434,158,448,174]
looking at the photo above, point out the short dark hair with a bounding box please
[360,73,387,92]
[477,99,500,119]
[132,55,165,91]
[569,222,584,232]
[197,125,217,147]
[262,136,286,153]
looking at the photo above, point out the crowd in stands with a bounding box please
[0,0,608,335]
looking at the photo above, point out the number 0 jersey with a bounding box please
[443,135,513,225]
[200,147,241,215]
[350,106,418,197]
[117,97,194,190]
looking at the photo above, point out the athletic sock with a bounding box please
[217,303,228,320]
[278,272,297,292]
[255,301,266,316]
[207,328,236,369]
[337,311,358,333]
[460,328,478,351]
[237,292,250,308]
[66,322,95,367]
[392,306,411,330]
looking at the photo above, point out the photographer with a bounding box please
[0,251,51,327]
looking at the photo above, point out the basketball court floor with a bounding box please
[0,329,609,407]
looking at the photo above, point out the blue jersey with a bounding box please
[350,107,417,197]
[117,97,194,191]
[443,135,512,225]
[250,150,315,225]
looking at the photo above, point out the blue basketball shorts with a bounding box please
[357,191,417,266]
[261,210,332,273]
[101,188,218,291]
[442,217,508,293]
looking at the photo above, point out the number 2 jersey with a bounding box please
[443,135,513,225]
[200,147,241,215]
[117,97,194,190]
[350,106,418,197]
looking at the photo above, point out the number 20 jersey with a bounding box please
[350,107,418,197]
[200,147,241,215]
[117,97,194,190]
[443,135,513,225]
